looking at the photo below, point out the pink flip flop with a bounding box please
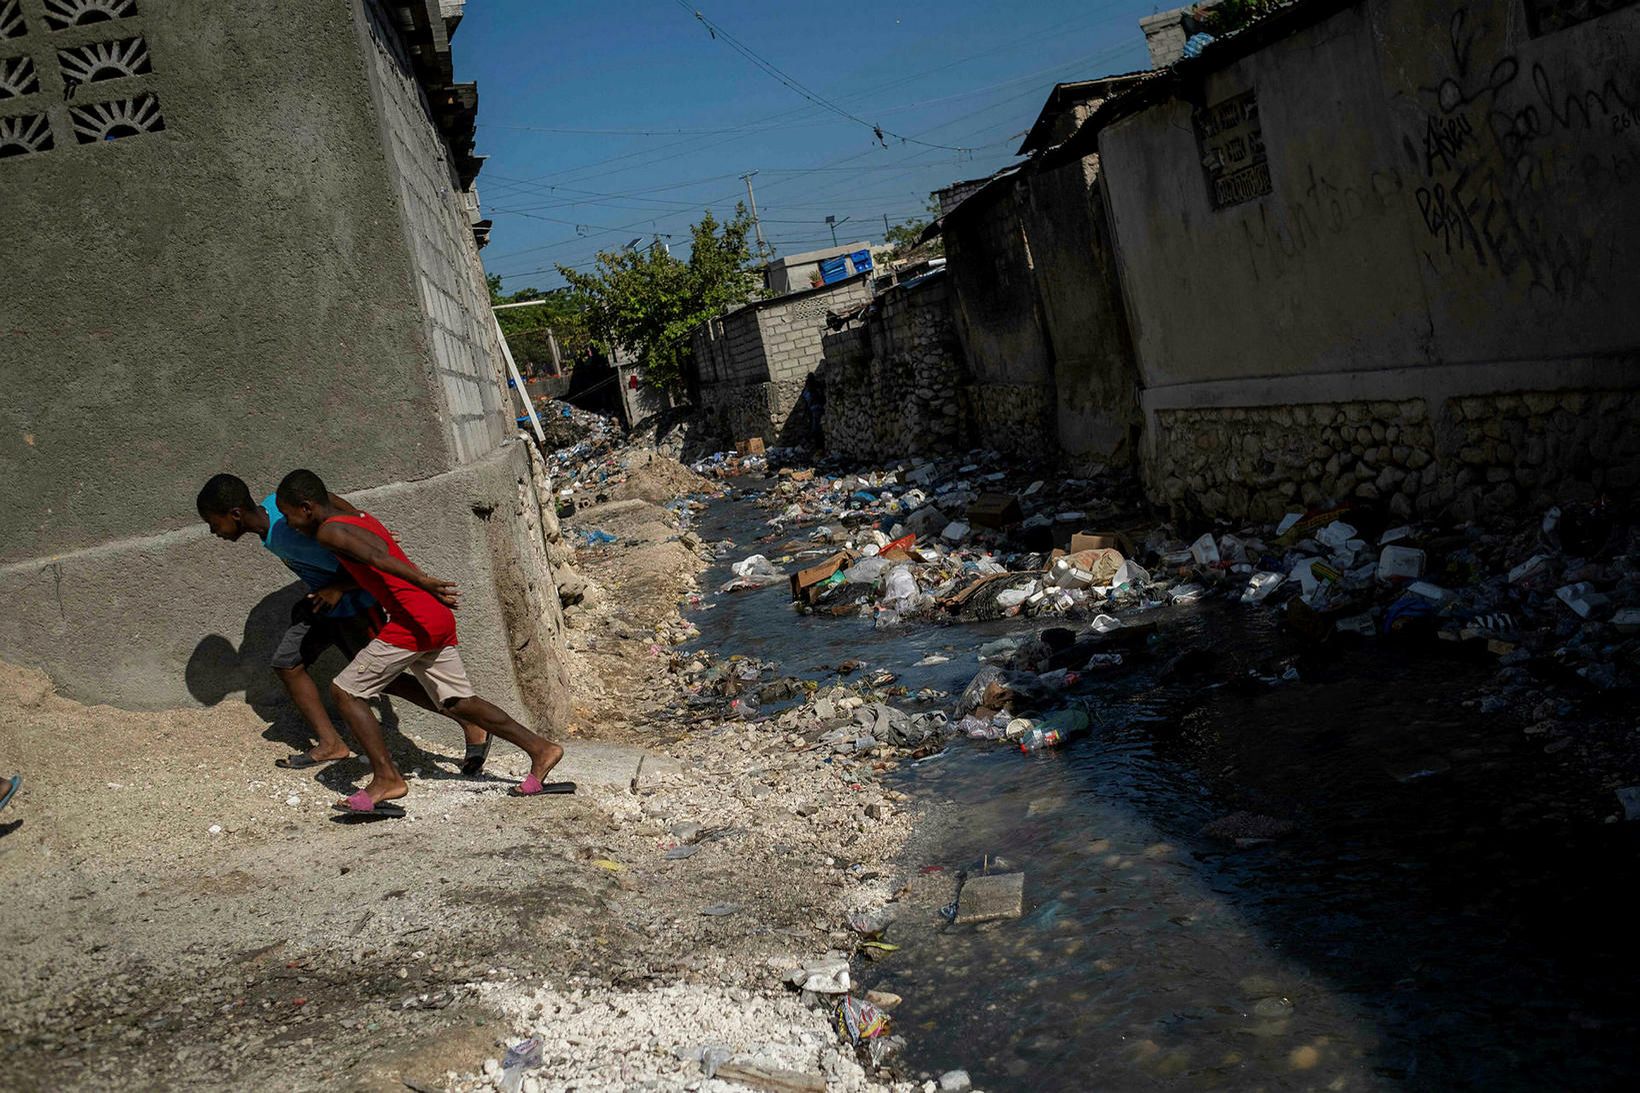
[331,790,406,818]
[508,773,576,797]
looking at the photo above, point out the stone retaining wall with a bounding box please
[1150,389,1640,524]
[819,276,970,461]
[969,382,1057,458]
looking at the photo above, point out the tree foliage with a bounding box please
[879,196,945,262]
[487,274,590,374]
[557,205,760,390]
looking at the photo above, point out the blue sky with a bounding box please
[458,0,1158,292]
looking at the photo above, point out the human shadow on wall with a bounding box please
[184,582,449,782]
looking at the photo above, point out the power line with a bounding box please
[672,0,974,153]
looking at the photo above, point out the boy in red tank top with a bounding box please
[275,469,568,815]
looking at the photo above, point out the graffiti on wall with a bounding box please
[1195,89,1272,208]
[1410,6,1637,302]
[1237,163,1406,281]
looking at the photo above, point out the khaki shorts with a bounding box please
[333,638,476,707]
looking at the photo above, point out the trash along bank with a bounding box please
[666,440,1640,1090]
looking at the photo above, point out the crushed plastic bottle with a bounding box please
[500,1038,543,1093]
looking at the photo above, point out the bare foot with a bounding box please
[358,777,409,807]
[307,746,351,762]
[528,741,564,782]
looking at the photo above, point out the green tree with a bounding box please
[557,205,760,390]
[879,196,945,261]
[487,274,590,373]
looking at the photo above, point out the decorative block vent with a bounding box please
[1194,89,1270,209]
[0,111,52,156]
[0,0,25,40]
[69,90,162,142]
[58,34,148,83]
[42,0,137,32]
[0,52,37,97]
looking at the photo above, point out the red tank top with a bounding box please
[323,512,458,651]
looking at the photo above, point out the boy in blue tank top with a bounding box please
[197,473,490,773]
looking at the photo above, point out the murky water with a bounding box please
[684,482,1640,1090]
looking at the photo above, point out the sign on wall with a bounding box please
[1194,89,1270,208]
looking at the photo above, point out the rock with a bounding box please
[713,1061,826,1093]
[864,989,901,1010]
[938,1070,973,1092]
[955,872,1024,924]
[787,958,850,994]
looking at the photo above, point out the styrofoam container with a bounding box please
[1378,545,1426,581]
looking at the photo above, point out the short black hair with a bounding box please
[197,473,254,517]
[276,468,329,508]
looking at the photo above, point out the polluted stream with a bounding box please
[680,479,1640,1091]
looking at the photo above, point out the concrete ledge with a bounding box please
[0,440,559,723]
[1140,354,1640,414]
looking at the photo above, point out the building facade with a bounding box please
[1096,0,1640,521]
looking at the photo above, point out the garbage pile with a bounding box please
[699,450,1636,743]
[532,400,722,515]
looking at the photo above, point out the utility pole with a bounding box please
[826,215,850,248]
[883,213,890,238]
[741,171,770,259]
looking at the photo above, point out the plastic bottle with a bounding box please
[500,1039,543,1093]
[1018,708,1091,753]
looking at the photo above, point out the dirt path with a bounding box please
[0,467,927,1092]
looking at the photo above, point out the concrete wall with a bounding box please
[942,180,1058,456]
[0,0,455,563]
[1019,154,1140,468]
[0,1,570,723]
[1098,0,1640,519]
[0,440,571,734]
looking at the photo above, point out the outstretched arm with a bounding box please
[315,521,461,608]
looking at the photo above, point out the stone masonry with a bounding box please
[819,274,968,461]
[1151,390,1640,525]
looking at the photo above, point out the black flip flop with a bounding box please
[508,777,577,797]
[460,736,493,778]
[276,752,348,770]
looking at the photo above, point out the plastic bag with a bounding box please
[836,994,891,1045]
[845,556,893,584]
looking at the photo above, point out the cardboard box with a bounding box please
[790,549,858,604]
[967,493,1023,528]
[735,437,766,456]
[1070,531,1135,556]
